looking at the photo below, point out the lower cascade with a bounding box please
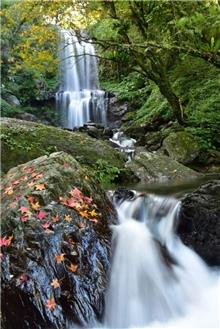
[56,29,107,129]
[102,190,219,328]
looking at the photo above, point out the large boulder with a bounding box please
[1,118,125,173]
[178,180,220,266]
[126,151,200,182]
[162,131,200,165]
[1,152,116,329]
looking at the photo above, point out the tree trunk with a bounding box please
[158,80,184,124]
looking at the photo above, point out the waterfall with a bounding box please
[103,191,219,328]
[56,30,107,129]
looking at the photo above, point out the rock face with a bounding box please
[107,94,128,128]
[1,152,116,329]
[178,180,220,266]
[162,131,200,164]
[1,118,125,173]
[126,151,200,182]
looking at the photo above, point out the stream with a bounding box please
[57,30,219,329]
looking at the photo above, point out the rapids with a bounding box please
[102,191,219,328]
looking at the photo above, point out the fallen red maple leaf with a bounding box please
[20,215,29,222]
[24,167,34,174]
[0,236,13,247]
[46,298,56,310]
[19,206,30,214]
[36,211,48,220]
[42,221,51,229]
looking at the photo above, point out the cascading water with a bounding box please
[103,190,219,329]
[56,29,107,129]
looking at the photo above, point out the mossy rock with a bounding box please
[1,151,115,329]
[1,117,126,174]
[126,151,200,182]
[162,131,200,165]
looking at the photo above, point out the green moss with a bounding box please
[1,118,126,178]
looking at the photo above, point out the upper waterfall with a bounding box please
[56,29,107,129]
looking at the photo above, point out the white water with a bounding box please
[103,192,219,329]
[56,30,107,128]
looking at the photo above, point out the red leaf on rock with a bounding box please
[24,167,34,174]
[0,236,13,247]
[42,221,51,229]
[51,278,60,289]
[11,180,20,186]
[19,206,30,214]
[37,211,48,220]
[46,298,56,310]
[20,215,29,222]
[55,254,65,264]
[19,274,29,283]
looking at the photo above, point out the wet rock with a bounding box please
[1,118,125,173]
[1,152,116,329]
[4,94,20,106]
[126,151,200,183]
[178,180,220,266]
[107,95,128,128]
[162,131,200,165]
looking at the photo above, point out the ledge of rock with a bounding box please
[126,151,200,182]
[178,180,220,266]
[1,152,116,329]
[1,117,125,173]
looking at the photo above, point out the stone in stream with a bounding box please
[126,151,200,182]
[178,179,220,266]
[1,152,116,329]
[162,131,200,165]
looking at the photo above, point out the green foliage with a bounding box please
[94,159,121,186]
[1,98,22,117]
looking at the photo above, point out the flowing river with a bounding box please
[102,191,219,328]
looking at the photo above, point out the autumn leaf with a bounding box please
[89,218,98,223]
[64,214,71,222]
[24,166,34,174]
[55,254,65,264]
[69,187,82,199]
[31,201,41,210]
[67,263,78,273]
[11,179,20,186]
[52,215,59,222]
[42,221,51,230]
[79,210,89,218]
[46,298,56,310]
[0,235,13,247]
[20,215,29,222]
[63,162,70,168]
[27,195,34,203]
[4,186,13,195]
[19,206,32,215]
[89,210,97,217]
[51,278,60,289]
[35,183,46,191]
[36,211,48,220]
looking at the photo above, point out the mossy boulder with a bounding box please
[1,117,126,174]
[126,151,200,182]
[162,131,200,165]
[1,152,116,329]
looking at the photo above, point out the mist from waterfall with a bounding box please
[103,192,219,329]
[56,30,107,129]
